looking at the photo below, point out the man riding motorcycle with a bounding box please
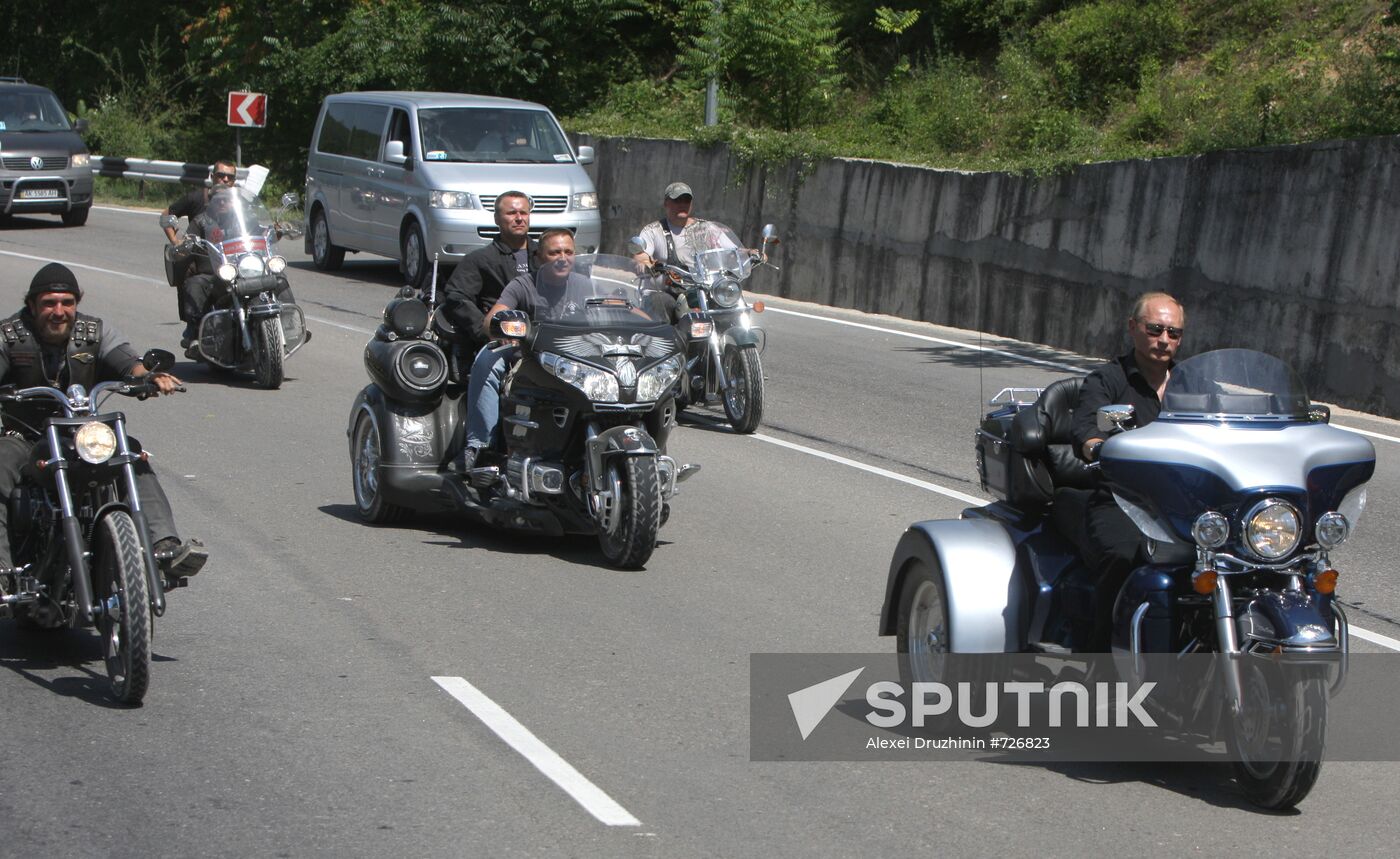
[0,263,207,587]
[630,182,738,323]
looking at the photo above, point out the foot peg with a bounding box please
[676,463,702,483]
[466,466,500,489]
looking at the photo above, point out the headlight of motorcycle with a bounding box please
[572,191,599,210]
[1315,511,1350,549]
[541,352,619,402]
[75,421,117,464]
[71,153,90,168]
[1191,511,1229,549]
[430,190,478,209]
[267,255,287,274]
[1244,499,1301,560]
[710,278,742,309]
[217,263,237,282]
[237,254,266,278]
[636,355,682,402]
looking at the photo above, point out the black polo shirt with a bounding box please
[1071,351,1172,459]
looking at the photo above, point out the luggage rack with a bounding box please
[988,387,1043,406]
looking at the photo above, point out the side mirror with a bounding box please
[280,192,300,209]
[576,145,595,165]
[761,223,779,245]
[159,214,180,230]
[1308,405,1331,424]
[1096,404,1136,434]
[627,236,647,256]
[143,349,176,374]
[74,118,90,134]
[385,139,408,165]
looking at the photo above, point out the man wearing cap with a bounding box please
[0,263,207,586]
[631,182,735,322]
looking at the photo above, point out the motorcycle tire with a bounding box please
[596,454,662,570]
[311,208,345,271]
[95,511,152,706]
[350,412,408,524]
[895,558,952,686]
[253,316,285,390]
[722,346,764,434]
[1228,657,1328,810]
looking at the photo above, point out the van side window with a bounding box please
[385,109,412,162]
[318,102,355,155]
[347,104,389,162]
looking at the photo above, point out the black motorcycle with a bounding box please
[161,187,309,389]
[633,221,778,434]
[0,350,190,705]
[347,254,698,568]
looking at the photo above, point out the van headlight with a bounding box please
[636,355,682,402]
[541,352,618,402]
[572,192,599,210]
[710,278,742,308]
[237,254,266,277]
[430,190,479,209]
[1244,499,1301,560]
[75,421,117,464]
[71,153,90,168]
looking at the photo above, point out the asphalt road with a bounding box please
[1,204,1398,857]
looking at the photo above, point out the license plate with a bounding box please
[18,189,59,199]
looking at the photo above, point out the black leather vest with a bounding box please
[0,311,104,435]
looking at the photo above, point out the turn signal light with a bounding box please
[1311,569,1339,595]
[752,301,766,313]
[1192,569,1218,595]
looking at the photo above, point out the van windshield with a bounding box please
[417,108,573,164]
[0,91,72,132]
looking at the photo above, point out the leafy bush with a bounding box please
[1030,0,1187,112]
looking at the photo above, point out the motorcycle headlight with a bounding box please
[636,355,682,402]
[1244,499,1301,560]
[710,278,742,309]
[217,263,238,282]
[572,191,599,210]
[1191,511,1229,549]
[268,255,287,274]
[1315,511,1350,549]
[430,190,478,209]
[75,421,117,464]
[236,254,265,278]
[71,153,90,168]
[541,352,618,402]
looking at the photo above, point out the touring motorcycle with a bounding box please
[633,222,777,434]
[347,254,698,568]
[0,350,191,705]
[160,187,309,388]
[879,349,1374,809]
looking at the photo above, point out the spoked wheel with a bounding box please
[895,560,951,685]
[351,411,407,524]
[95,512,151,705]
[596,455,662,569]
[1228,657,1328,809]
[253,316,285,389]
[721,346,764,434]
[311,208,345,270]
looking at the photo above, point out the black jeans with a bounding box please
[0,434,180,568]
[1083,487,1145,650]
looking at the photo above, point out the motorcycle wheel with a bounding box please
[94,511,152,706]
[596,455,662,569]
[1227,657,1328,810]
[311,208,345,270]
[895,559,951,685]
[350,412,407,524]
[253,316,285,389]
[721,346,764,434]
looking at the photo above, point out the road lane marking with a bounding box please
[1349,625,1400,651]
[431,676,641,827]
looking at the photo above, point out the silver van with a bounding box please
[0,78,92,227]
[304,91,601,287]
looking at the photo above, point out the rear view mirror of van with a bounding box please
[385,139,409,166]
[576,145,595,165]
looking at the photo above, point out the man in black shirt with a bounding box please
[441,190,536,366]
[162,160,237,345]
[1070,291,1185,650]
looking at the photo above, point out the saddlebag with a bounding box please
[976,399,1052,508]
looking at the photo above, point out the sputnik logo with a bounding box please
[787,668,864,740]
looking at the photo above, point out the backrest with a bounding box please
[1011,376,1098,492]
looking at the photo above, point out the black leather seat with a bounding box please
[1007,377,1099,555]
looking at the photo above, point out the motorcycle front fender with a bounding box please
[880,518,1026,652]
[586,425,658,491]
[722,326,760,349]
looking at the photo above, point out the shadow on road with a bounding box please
[894,343,1095,372]
[0,623,138,708]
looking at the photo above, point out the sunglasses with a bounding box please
[1138,321,1183,340]
[213,171,236,181]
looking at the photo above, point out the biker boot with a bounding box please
[154,537,208,578]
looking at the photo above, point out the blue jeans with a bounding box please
[465,343,517,450]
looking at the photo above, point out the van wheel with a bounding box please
[61,204,91,227]
[401,222,428,290]
[311,208,345,270]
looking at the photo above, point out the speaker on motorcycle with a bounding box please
[364,338,448,403]
[381,293,430,339]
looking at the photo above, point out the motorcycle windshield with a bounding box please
[1159,349,1311,422]
[534,254,669,328]
[206,187,277,256]
[684,222,747,286]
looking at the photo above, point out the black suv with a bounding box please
[0,78,92,226]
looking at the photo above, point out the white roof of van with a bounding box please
[327,92,549,111]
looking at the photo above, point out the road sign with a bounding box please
[227,92,267,128]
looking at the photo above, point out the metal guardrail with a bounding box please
[90,156,248,186]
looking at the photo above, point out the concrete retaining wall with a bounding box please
[578,133,1400,417]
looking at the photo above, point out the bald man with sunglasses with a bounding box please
[1071,291,1186,651]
